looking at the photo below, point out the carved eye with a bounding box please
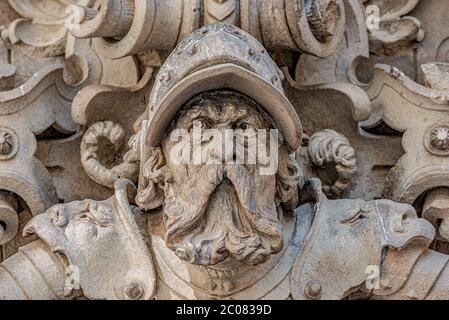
[50,206,68,228]
[77,211,95,225]
[237,122,254,130]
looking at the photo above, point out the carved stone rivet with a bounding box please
[159,71,173,85]
[188,44,198,55]
[424,125,449,156]
[304,280,322,299]
[430,127,449,151]
[0,131,13,155]
[125,283,144,300]
[248,48,256,57]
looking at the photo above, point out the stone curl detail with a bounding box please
[80,121,140,188]
[307,129,357,197]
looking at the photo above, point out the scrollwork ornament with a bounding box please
[307,129,357,198]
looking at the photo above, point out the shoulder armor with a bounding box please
[291,179,435,300]
[24,179,156,300]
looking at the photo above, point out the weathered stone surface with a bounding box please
[1,0,449,300]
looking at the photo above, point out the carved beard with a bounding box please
[162,164,284,266]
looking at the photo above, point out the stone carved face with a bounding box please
[25,200,130,297]
[23,200,122,298]
[25,199,116,261]
[138,91,303,266]
[24,180,156,300]
[330,198,435,262]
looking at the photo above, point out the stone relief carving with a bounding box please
[2,0,94,59]
[1,0,449,300]
[363,0,424,56]
[307,129,357,198]
[361,0,449,84]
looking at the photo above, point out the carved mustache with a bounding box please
[164,164,224,244]
[164,163,282,253]
[225,165,283,251]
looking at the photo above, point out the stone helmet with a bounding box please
[144,23,303,153]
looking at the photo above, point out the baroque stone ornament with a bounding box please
[363,0,424,56]
[2,0,449,300]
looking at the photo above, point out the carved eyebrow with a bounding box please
[80,201,113,227]
[175,107,216,128]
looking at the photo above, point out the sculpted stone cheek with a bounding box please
[67,220,98,244]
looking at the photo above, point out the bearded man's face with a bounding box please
[140,91,302,266]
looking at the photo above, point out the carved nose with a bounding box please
[390,204,416,233]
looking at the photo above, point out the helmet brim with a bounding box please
[146,63,302,152]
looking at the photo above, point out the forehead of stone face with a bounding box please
[168,90,276,131]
